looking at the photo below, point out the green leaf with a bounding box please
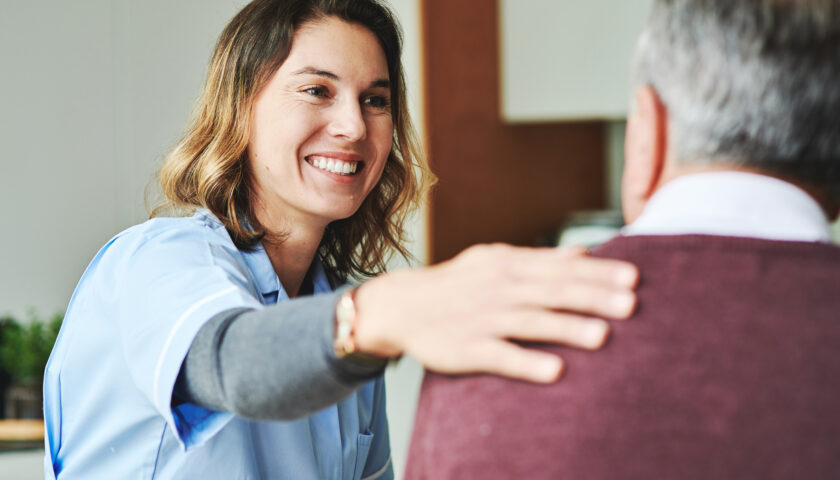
[0,311,63,385]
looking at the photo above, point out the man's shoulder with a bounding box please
[406,234,840,480]
[592,234,840,303]
[592,234,840,264]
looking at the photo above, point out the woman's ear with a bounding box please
[621,85,668,224]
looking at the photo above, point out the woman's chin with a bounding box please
[308,203,364,225]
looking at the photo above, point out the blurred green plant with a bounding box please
[0,311,63,386]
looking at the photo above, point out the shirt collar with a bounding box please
[622,171,832,242]
[194,209,333,303]
[240,241,283,301]
[240,241,334,303]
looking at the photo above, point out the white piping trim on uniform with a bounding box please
[362,456,392,480]
[152,286,239,405]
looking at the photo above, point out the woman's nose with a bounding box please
[327,98,367,142]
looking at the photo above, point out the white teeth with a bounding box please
[308,155,360,175]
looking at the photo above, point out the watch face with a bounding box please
[334,290,359,357]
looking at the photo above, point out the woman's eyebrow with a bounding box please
[292,66,390,89]
[292,66,338,79]
[370,79,390,89]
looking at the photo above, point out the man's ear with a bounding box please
[622,85,668,224]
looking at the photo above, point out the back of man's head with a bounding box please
[632,0,840,204]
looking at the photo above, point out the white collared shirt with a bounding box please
[622,171,833,242]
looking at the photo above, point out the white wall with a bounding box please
[500,0,653,121]
[0,0,247,320]
[1,0,118,320]
[110,0,248,223]
[1,1,425,478]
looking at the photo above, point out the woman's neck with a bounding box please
[254,205,327,298]
[263,231,322,298]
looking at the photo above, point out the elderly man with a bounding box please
[404,0,840,478]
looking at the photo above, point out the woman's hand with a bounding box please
[353,244,639,383]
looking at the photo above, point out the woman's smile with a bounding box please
[304,152,365,179]
[306,156,360,176]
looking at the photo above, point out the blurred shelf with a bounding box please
[0,420,43,443]
[555,209,624,248]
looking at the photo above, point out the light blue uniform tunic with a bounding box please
[43,210,393,479]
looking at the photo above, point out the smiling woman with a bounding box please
[156,2,426,286]
[246,17,399,295]
[42,1,639,479]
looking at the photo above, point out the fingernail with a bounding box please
[611,292,636,317]
[586,319,610,349]
[555,358,566,379]
[537,357,563,381]
[615,266,639,287]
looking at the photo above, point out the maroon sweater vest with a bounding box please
[405,235,840,479]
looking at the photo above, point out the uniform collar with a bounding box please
[240,241,283,302]
[240,239,334,302]
[194,209,333,303]
[622,171,832,242]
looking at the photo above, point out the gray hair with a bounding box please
[633,0,840,203]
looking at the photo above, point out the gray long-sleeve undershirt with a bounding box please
[173,290,387,421]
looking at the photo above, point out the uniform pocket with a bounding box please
[352,431,374,480]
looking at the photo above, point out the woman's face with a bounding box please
[248,16,393,229]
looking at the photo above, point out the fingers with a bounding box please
[515,249,639,289]
[458,340,565,384]
[365,243,640,383]
[494,310,611,350]
[469,245,638,318]
[500,246,639,289]
[556,254,639,288]
[556,245,589,258]
[508,280,637,320]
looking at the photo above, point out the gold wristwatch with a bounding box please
[333,288,389,366]
[333,288,359,358]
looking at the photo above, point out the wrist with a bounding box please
[327,287,387,374]
[351,277,404,358]
[333,287,361,358]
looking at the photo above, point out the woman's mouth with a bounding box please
[305,155,362,176]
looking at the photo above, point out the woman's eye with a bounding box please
[303,86,328,98]
[364,95,390,110]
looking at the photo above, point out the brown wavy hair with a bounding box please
[152,0,435,281]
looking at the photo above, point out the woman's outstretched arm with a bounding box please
[175,245,639,419]
[174,291,385,421]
